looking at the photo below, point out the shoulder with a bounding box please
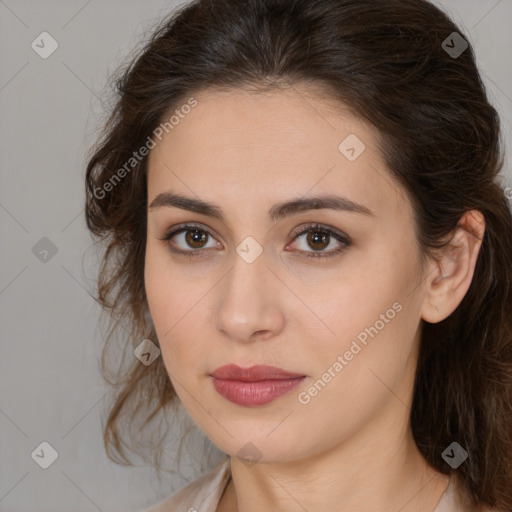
[445,474,506,512]
[479,505,507,512]
[478,503,507,512]
[141,457,231,512]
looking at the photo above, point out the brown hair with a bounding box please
[84,0,512,508]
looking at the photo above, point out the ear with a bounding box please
[421,210,485,324]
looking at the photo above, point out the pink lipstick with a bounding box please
[210,364,306,407]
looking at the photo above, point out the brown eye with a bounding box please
[160,223,221,257]
[305,230,330,251]
[288,223,351,259]
[159,222,351,260]
[184,228,209,249]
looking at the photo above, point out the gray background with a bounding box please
[1,1,511,511]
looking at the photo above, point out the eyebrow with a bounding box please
[148,192,374,221]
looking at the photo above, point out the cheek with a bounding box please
[144,248,167,323]
[144,242,184,324]
[298,307,416,436]
[312,251,418,378]
[144,245,179,351]
[144,247,205,374]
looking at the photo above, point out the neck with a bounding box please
[218,403,450,512]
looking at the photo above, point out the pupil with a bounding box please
[308,231,329,251]
[186,229,207,248]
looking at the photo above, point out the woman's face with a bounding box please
[145,86,432,464]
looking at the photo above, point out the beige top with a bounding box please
[141,456,496,512]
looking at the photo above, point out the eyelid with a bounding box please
[288,223,351,244]
[285,223,351,258]
[158,222,221,243]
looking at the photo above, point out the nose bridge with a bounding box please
[227,230,269,297]
[213,243,284,341]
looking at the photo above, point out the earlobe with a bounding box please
[421,210,485,324]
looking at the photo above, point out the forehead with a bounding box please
[150,86,369,163]
[146,86,410,223]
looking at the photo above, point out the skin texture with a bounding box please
[144,86,485,512]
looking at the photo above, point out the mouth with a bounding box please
[210,364,306,407]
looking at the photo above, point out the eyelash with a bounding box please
[158,223,352,259]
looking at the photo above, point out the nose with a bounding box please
[212,250,285,343]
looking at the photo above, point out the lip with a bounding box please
[210,364,306,407]
[211,364,305,381]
